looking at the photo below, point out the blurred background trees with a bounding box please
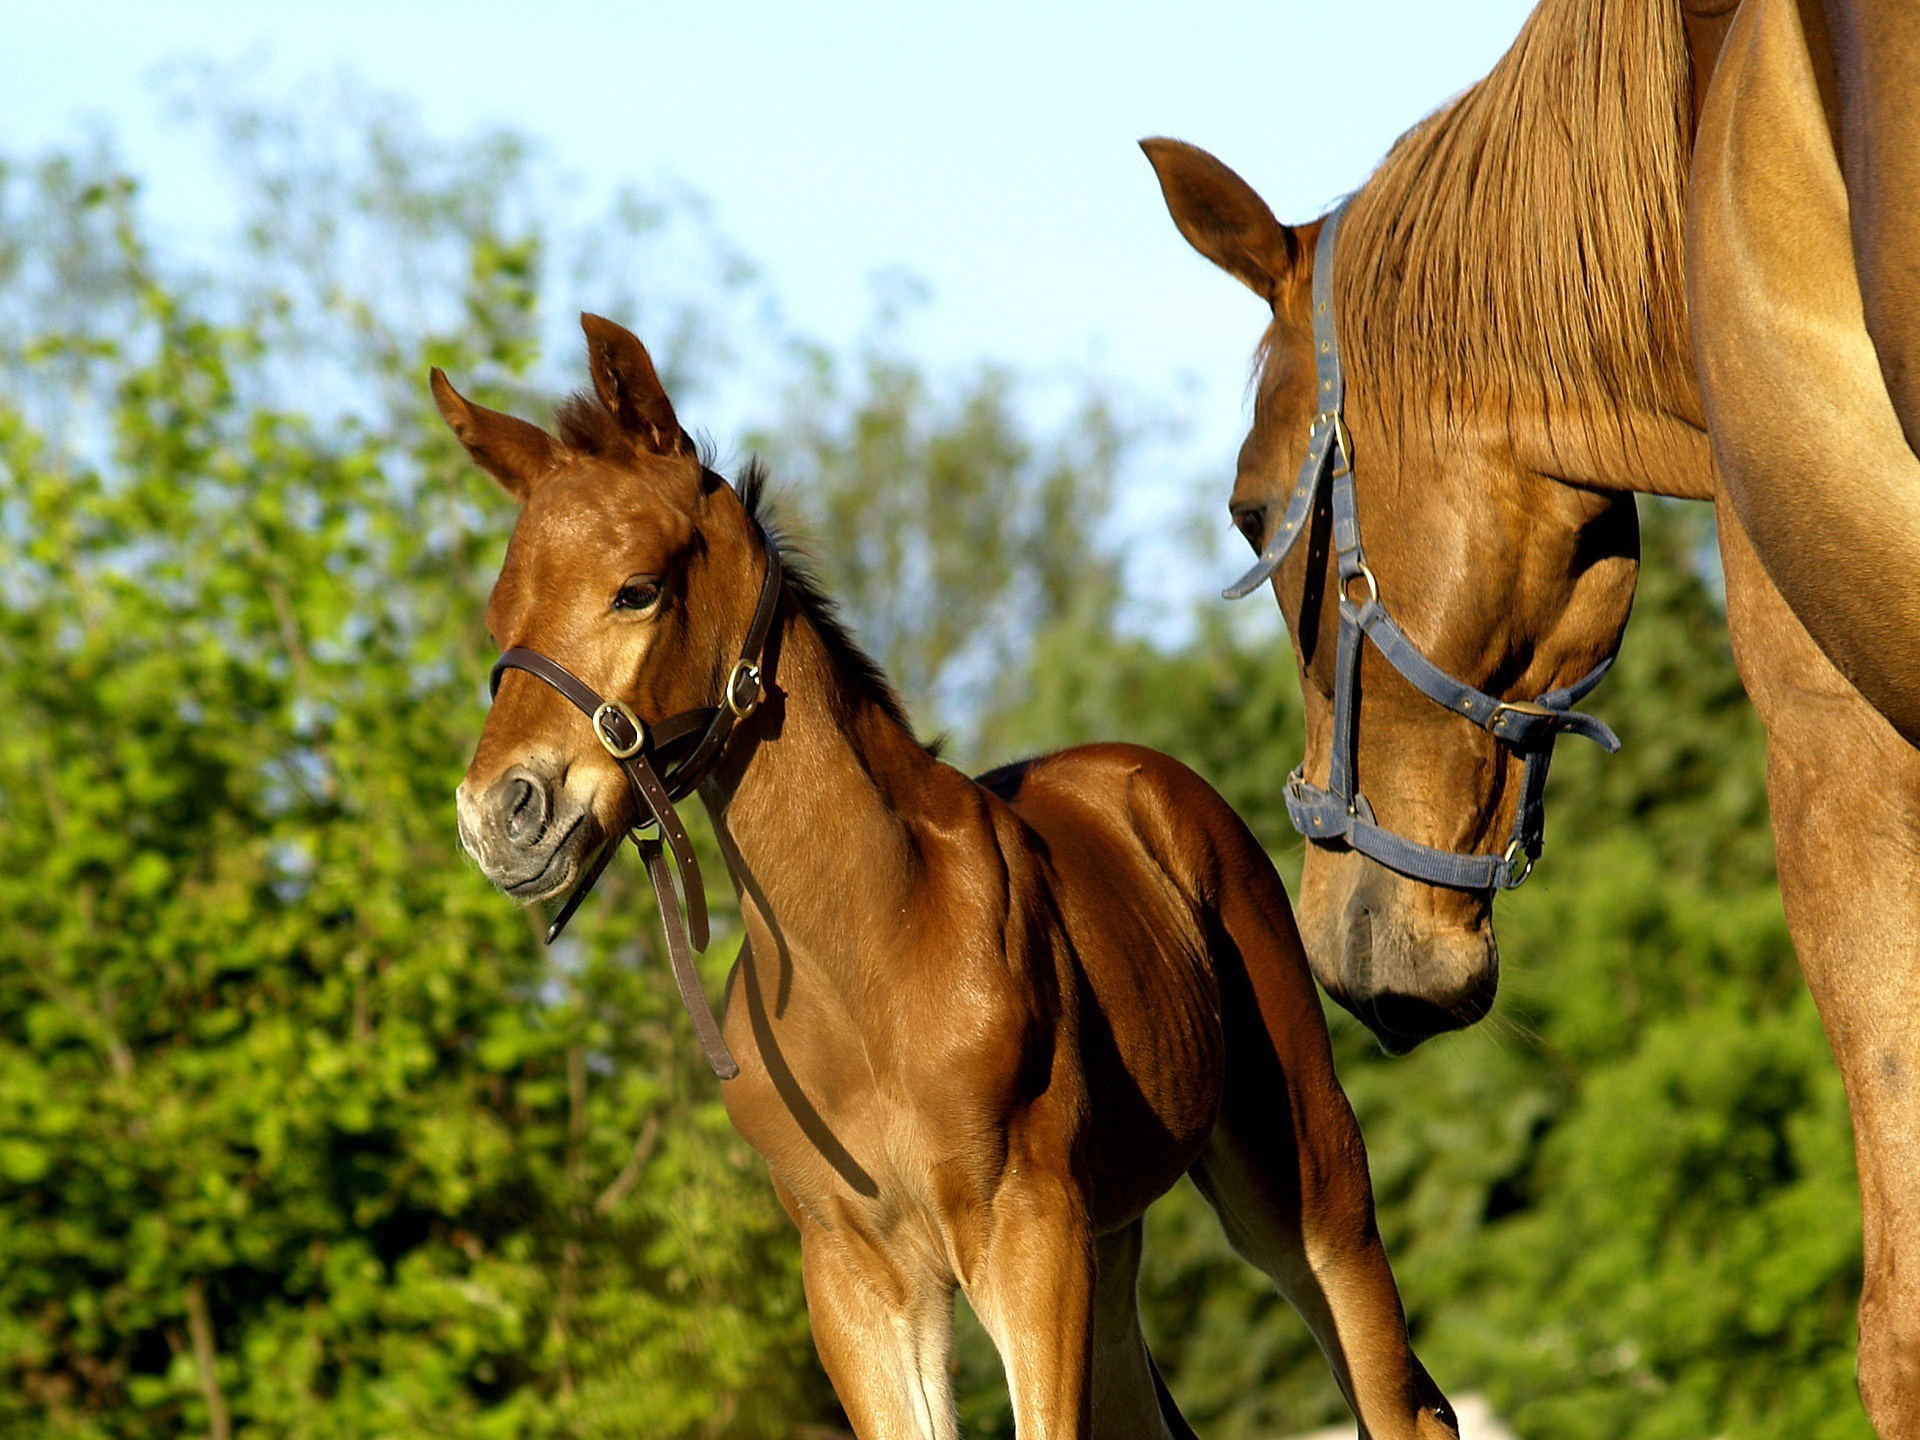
[0,85,1867,1439]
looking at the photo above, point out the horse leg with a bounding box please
[1088,1219,1198,1440]
[798,1220,958,1440]
[964,1166,1097,1439]
[1689,0,1920,744]
[1190,871,1456,1440]
[1720,505,1920,1435]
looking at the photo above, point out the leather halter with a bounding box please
[1222,202,1621,891]
[486,487,784,1078]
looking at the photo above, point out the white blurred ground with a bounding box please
[1284,1394,1515,1440]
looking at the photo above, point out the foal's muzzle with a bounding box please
[457,760,593,901]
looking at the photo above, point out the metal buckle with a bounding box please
[1328,413,1354,478]
[592,700,646,759]
[1501,838,1536,888]
[725,659,763,719]
[1489,698,1555,740]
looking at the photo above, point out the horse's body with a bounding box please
[1146,0,1920,1429]
[436,318,1457,1439]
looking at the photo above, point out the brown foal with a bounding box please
[438,316,1457,1439]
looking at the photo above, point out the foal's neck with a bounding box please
[699,599,941,978]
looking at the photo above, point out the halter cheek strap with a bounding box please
[1224,202,1621,892]
[485,501,784,1078]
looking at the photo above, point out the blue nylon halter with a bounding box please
[1223,200,1621,891]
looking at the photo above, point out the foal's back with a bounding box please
[978,742,1329,1230]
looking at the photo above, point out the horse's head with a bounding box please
[1145,140,1638,1052]
[438,315,766,904]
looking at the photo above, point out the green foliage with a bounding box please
[0,132,822,1439]
[0,85,1871,1440]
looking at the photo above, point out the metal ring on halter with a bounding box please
[725,659,763,719]
[1501,837,1536,888]
[1345,562,1379,609]
[592,700,646,759]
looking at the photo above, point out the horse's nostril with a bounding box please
[502,770,550,845]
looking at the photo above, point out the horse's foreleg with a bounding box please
[1721,505,1920,1436]
[1194,872,1457,1440]
[965,1167,1096,1439]
[798,1222,958,1440]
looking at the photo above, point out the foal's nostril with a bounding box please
[499,767,551,847]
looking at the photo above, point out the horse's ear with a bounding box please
[1140,138,1300,304]
[580,312,686,456]
[430,369,563,501]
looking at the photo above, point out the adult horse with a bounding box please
[435,315,1458,1439]
[1144,0,1920,1430]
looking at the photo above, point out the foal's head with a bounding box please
[439,315,767,901]
[1146,141,1638,1052]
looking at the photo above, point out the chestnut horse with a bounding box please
[436,316,1457,1439]
[1145,0,1920,1430]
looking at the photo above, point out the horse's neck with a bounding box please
[700,606,936,994]
[1340,0,1716,501]
[1506,389,1719,501]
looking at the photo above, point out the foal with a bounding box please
[441,315,1456,1440]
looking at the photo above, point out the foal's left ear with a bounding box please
[581,312,687,456]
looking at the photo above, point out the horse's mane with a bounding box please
[735,459,924,743]
[1330,0,1693,424]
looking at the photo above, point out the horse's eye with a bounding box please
[1231,506,1267,552]
[612,579,662,613]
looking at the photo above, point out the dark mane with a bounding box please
[735,460,923,743]
[1332,0,1694,422]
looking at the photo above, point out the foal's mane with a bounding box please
[735,460,922,741]
[1330,0,1693,422]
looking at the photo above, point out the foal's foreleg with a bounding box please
[1089,1220,1198,1440]
[965,1167,1097,1439]
[799,1223,958,1440]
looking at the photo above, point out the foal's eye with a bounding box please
[612,578,662,613]
[1231,506,1267,552]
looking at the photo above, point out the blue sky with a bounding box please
[8,1,1535,603]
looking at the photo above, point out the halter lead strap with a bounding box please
[1226,202,1621,891]
[484,504,785,1078]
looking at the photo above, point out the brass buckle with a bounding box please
[725,660,763,719]
[592,700,646,759]
[1501,838,1536,888]
[1489,698,1555,739]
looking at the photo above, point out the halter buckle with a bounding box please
[1489,698,1556,741]
[592,700,647,759]
[1501,838,1537,888]
[726,660,763,719]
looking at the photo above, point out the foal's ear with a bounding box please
[1140,138,1300,304]
[430,369,563,501]
[580,312,686,456]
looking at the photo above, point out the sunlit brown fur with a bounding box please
[1149,0,1920,1429]
[437,318,1458,1440]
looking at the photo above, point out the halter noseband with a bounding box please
[485,490,784,1078]
[1223,202,1621,891]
